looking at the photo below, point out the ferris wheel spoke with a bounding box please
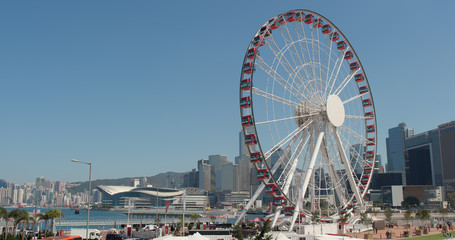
[315,21,325,104]
[327,46,350,95]
[279,134,310,194]
[252,87,299,107]
[322,29,335,100]
[298,22,323,103]
[261,40,317,105]
[256,57,319,106]
[321,139,348,207]
[281,24,320,103]
[294,25,321,100]
[339,125,369,143]
[345,115,370,120]
[333,68,360,96]
[263,119,313,159]
[255,113,319,125]
[264,35,308,95]
[343,92,368,105]
[331,126,364,205]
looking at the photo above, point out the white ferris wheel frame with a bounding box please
[236,9,377,228]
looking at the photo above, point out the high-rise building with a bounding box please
[439,121,455,190]
[386,123,412,185]
[404,128,442,186]
[198,159,215,192]
[36,177,45,188]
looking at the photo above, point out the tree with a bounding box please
[10,209,30,237]
[415,209,430,223]
[253,220,272,240]
[339,213,350,224]
[233,222,244,240]
[440,208,448,221]
[310,210,320,224]
[189,213,199,224]
[0,207,10,240]
[360,212,372,225]
[48,209,65,234]
[404,209,413,225]
[401,196,420,209]
[384,207,393,224]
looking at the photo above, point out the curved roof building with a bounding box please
[97,186,206,209]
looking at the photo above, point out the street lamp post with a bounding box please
[71,159,92,240]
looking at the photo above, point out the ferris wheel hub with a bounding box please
[326,95,345,127]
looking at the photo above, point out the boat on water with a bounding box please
[75,207,80,214]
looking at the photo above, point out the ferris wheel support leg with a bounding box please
[234,183,265,225]
[321,141,347,207]
[287,131,324,231]
[332,126,364,207]
[271,207,282,228]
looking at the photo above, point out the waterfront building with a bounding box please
[386,123,412,185]
[404,128,442,186]
[439,121,455,190]
[97,185,186,208]
[183,169,199,188]
[198,159,215,192]
[385,121,450,187]
[381,185,403,207]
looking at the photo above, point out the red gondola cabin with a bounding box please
[331,32,340,41]
[322,24,332,34]
[270,20,280,30]
[304,14,315,24]
[241,115,253,127]
[247,48,258,60]
[257,168,269,180]
[277,15,285,25]
[359,86,369,94]
[366,151,374,159]
[362,99,372,107]
[350,62,360,71]
[253,36,265,47]
[265,183,278,194]
[344,51,354,60]
[250,152,263,163]
[259,26,272,37]
[285,11,295,22]
[365,112,374,119]
[295,11,304,22]
[367,138,375,146]
[366,124,375,133]
[313,19,324,28]
[241,78,251,91]
[273,196,287,206]
[337,41,347,50]
[243,62,255,74]
[284,206,294,216]
[355,74,364,82]
[245,134,257,145]
[240,96,251,108]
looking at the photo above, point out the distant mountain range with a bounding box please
[67,171,186,194]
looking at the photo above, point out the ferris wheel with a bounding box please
[236,10,377,228]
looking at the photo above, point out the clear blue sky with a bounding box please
[1,1,454,184]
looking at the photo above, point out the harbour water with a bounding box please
[3,208,268,230]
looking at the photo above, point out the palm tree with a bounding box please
[404,209,413,226]
[48,209,65,234]
[37,212,51,236]
[0,207,10,240]
[10,209,30,238]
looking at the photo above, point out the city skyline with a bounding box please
[1,1,454,184]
